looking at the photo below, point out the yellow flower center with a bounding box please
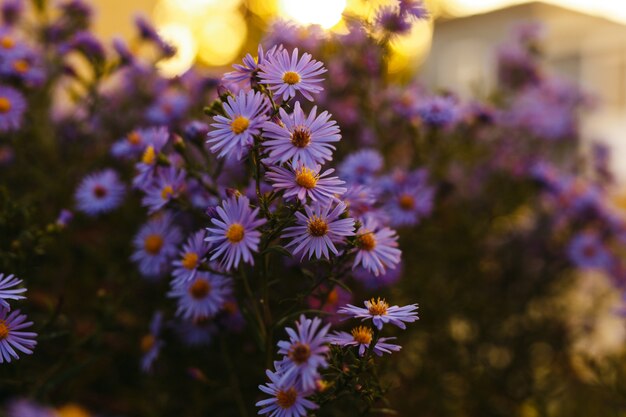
[144,234,164,254]
[161,185,174,200]
[56,404,91,417]
[368,298,389,316]
[226,223,245,243]
[127,131,142,145]
[0,320,9,340]
[181,252,199,270]
[357,231,377,251]
[276,387,298,409]
[189,279,211,299]
[327,288,339,305]
[282,71,301,85]
[351,326,373,345]
[12,59,29,74]
[140,334,155,352]
[142,145,156,165]
[295,167,318,189]
[398,193,415,210]
[307,216,328,237]
[288,342,311,364]
[93,185,107,199]
[230,116,250,134]
[0,97,12,114]
[0,36,15,49]
[291,127,312,148]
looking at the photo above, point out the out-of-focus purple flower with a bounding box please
[134,14,176,57]
[141,166,186,213]
[168,272,232,320]
[0,307,37,363]
[183,120,209,142]
[327,326,401,356]
[259,47,326,101]
[172,230,210,284]
[0,85,26,132]
[415,95,460,128]
[375,6,411,35]
[338,298,419,330]
[256,368,318,417]
[266,163,346,204]
[0,46,46,87]
[2,0,23,26]
[112,37,135,66]
[567,231,613,271]
[61,31,105,64]
[6,399,55,417]
[131,213,182,279]
[175,316,217,347]
[146,89,190,125]
[263,101,341,167]
[339,149,384,186]
[75,169,126,216]
[141,311,164,373]
[112,126,169,160]
[307,285,351,324]
[399,0,429,20]
[383,180,435,228]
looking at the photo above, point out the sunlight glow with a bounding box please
[278,0,347,29]
[155,24,198,76]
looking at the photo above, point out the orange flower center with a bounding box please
[351,326,373,345]
[368,298,388,316]
[127,131,142,145]
[142,145,156,165]
[0,320,9,340]
[226,223,245,243]
[0,97,12,113]
[144,234,164,254]
[161,185,175,200]
[276,387,298,409]
[140,334,155,352]
[12,59,29,74]
[93,185,108,199]
[288,342,311,364]
[56,404,91,417]
[357,231,376,251]
[307,216,328,237]
[327,288,339,305]
[282,71,301,85]
[230,116,250,134]
[290,127,311,148]
[181,252,199,270]
[398,193,415,210]
[0,36,15,49]
[189,279,211,299]
[295,167,318,189]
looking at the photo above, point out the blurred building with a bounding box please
[421,1,626,179]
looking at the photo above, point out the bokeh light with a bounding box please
[155,23,198,76]
[278,0,347,29]
[197,12,248,66]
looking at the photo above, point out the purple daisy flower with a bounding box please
[145,89,189,125]
[0,85,26,132]
[172,230,211,284]
[111,126,169,160]
[263,101,341,167]
[0,307,37,363]
[140,311,164,373]
[338,298,419,330]
[276,314,330,391]
[256,369,318,417]
[141,166,186,214]
[266,163,346,204]
[223,44,280,89]
[205,196,266,271]
[175,316,217,347]
[6,399,55,417]
[75,169,126,216]
[259,47,326,101]
[384,183,435,227]
[327,326,401,356]
[131,213,182,279]
[0,46,46,87]
[567,231,613,270]
[132,129,171,189]
[168,272,232,320]
[206,90,269,160]
[282,201,355,260]
[375,6,411,35]
[339,149,384,186]
[353,218,401,277]
[0,273,26,310]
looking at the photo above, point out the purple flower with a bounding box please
[327,326,401,356]
[0,86,26,132]
[112,37,135,66]
[223,44,280,89]
[415,95,460,128]
[2,0,24,26]
[131,213,182,279]
[256,369,318,417]
[567,231,613,271]
[0,46,45,87]
[0,307,37,363]
[205,196,266,270]
[141,311,164,373]
[266,163,346,204]
[0,273,26,310]
[375,6,411,35]
[175,316,216,347]
[75,169,126,216]
[132,129,171,189]
[276,315,330,390]
[338,298,419,330]
[353,218,401,277]
[112,126,169,160]
[146,89,189,125]
[141,167,186,213]
[263,101,341,167]
[206,90,269,160]
[6,399,55,417]
[168,272,232,320]
[384,181,434,227]
[339,149,384,185]
[62,31,105,63]
[259,47,326,101]
[282,201,355,260]
[399,0,429,20]
[172,230,210,284]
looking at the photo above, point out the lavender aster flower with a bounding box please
[131,213,182,279]
[259,47,326,101]
[567,231,613,270]
[205,196,266,270]
[146,89,189,125]
[206,90,269,160]
[282,201,355,260]
[6,399,55,417]
[141,167,186,213]
[339,149,384,185]
[0,273,26,310]
[353,218,401,277]
[168,272,232,320]
[0,86,26,132]
[223,44,279,89]
[415,95,460,128]
[2,0,24,26]
[175,316,217,347]
[172,230,210,284]
[276,314,330,390]
[0,307,37,363]
[385,183,434,227]
[140,311,164,373]
[75,169,126,216]
[256,369,318,417]
[266,163,346,203]
[112,127,169,160]
[327,326,401,356]
[263,101,341,167]
[338,298,419,330]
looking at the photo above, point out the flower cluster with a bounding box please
[0,273,36,363]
